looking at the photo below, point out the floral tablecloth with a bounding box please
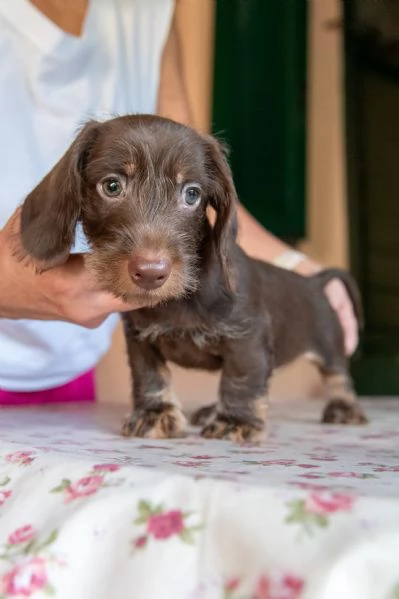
[0,399,399,599]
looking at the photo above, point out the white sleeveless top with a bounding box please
[0,0,174,390]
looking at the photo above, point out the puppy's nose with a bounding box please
[128,256,171,290]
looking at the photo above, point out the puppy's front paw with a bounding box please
[322,399,368,425]
[121,404,187,439]
[201,415,266,444]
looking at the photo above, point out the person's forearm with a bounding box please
[156,7,193,127]
[235,203,319,274]
[236,203,289,261]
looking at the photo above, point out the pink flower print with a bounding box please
[134,501,202,548]
[224,577,240,592]
[287,492,353,536]
[137,444,173,451]
[282,574,305,596]
[232,449,271,455]
[92,463,120,473]
[262,459,296,467]
[253,573,305,598]
[174,460,209,468]
[0,490,11,506]
[66,475,103,502]
[1,557,48,597]
[308,455,337,462]
[5,451,34,466]
[133,535,148,549]
[299,473,324,480]
[297,464,319,469]
[192,455,214,460]
[147,510,184,540]
[8,525,36,546]
[254,576,270,599]
[329,471,359,478]
[305,492,353,515]
[374,466,399,473]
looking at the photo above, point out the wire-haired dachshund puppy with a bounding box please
[20,115,368,442]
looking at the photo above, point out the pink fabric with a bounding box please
[0,370,96,406]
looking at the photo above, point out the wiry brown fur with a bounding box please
[20,115,368,442]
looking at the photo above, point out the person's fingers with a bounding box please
[2,208,24,258]
[56,293,140,326]
[340,300,358,356]
[324,279,344,310]
[295,262,360,357]
[83,316,110,329]
[4,207,22,234]
[102,294,147,314]
[324,279,359,356]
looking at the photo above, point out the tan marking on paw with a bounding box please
[253,394,269,422]
[325,373,354,402]
[121,403,187,439]
[201,417,266,444]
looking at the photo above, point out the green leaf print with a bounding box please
[36,530,59,553]
[51,479,71,493]
[44,583,56,596]
[134,500,164,524]
[179,529,196,544]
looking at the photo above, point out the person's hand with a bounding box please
[323,278,359,356]
[295,258,359,357]
[0,209,144,328]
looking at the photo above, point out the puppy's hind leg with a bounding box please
[305,352,368,425]
[322,369,368,425]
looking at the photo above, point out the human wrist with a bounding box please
[272,249,321,276]
[294,257,322,277]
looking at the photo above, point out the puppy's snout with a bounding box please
[128,255,171,290]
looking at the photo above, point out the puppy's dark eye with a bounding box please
[182,184,201,207]
[102,178,122,197]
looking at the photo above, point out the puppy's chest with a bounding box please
[135,321,225,370]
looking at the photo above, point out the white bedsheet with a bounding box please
[0,400,398,599]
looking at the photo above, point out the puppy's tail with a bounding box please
[310,268,364,330]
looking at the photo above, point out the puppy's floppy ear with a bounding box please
[203,134,238,291]
[20,120,99,268]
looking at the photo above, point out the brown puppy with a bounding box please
[20,115,368,442]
